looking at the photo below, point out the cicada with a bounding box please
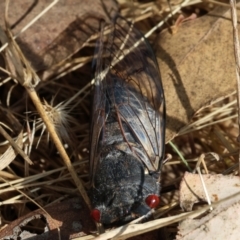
[89,16,165,224]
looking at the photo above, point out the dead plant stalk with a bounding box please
[27,89,91,209]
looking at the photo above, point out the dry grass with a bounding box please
[0,0,237,239]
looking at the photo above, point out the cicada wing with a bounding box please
[90,16,165,181]
[90,22,109,185]
[106,17,165,172]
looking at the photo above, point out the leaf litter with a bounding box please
[177,172,240,239]
[0,0,239,239]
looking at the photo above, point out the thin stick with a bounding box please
[26,89,91,209]
[196,167,212,211]
[229,0,240,174]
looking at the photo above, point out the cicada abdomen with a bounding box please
[90,16,165,224]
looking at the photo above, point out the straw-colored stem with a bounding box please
[26,88,91,209]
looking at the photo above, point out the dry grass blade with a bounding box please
[0,161,87,191]
[0,130,24,169]
[179,97,237,135]
[0,176,51,217]
[0,126,32,164]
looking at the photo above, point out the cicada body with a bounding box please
[90,17,165,224]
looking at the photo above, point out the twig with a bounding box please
[26,89,91,209]
[196,167,213,211]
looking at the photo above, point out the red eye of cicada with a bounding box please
[90,209,101,222]
[145,195,160,208]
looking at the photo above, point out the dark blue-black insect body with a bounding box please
[90,17,165,224]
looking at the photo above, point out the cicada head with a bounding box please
[90,152,160,224]
[90,189,160,224]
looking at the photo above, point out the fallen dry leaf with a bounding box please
[179,172,240,211]
[177,202,240,240]
[177,172,240,240]
[157,4,238,142]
